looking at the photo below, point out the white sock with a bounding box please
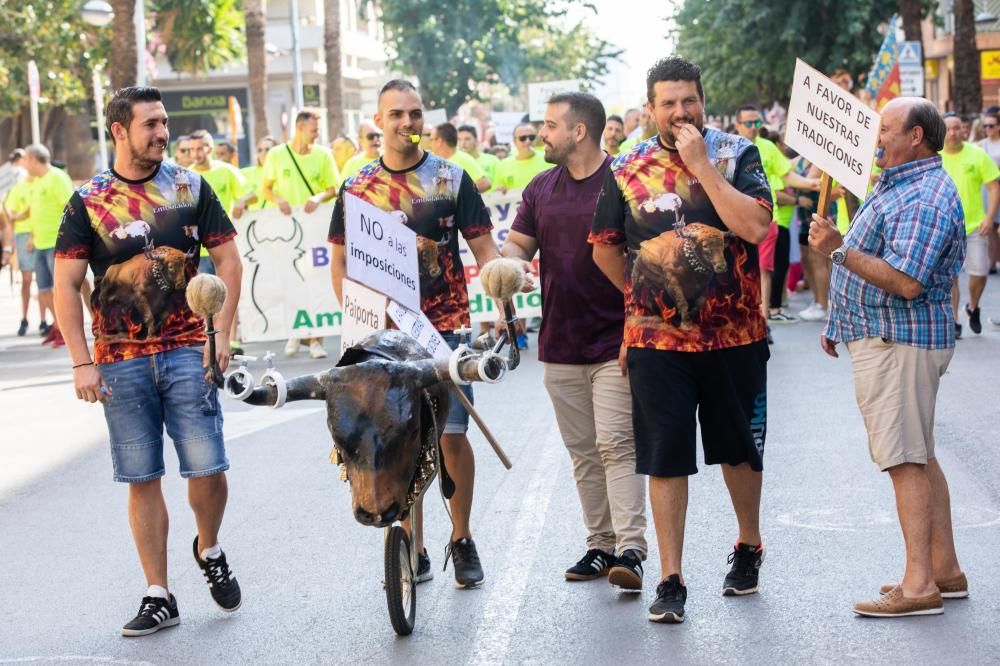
[200,543,223,560]
[147,584,169,600]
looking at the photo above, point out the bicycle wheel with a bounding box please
[384,525,416,635]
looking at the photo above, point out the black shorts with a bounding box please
[627,340,769,477]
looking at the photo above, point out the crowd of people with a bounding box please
[0,52,990,635]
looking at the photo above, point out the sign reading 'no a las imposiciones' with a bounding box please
[784,58,880,199]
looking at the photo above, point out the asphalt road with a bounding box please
[2,276,999,665]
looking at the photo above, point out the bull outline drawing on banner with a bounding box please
[243,216,306,335]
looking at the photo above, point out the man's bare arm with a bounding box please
[206,239,243,371]
[592,243,627,293]
[54,257,108,402]
[330,243,346,304]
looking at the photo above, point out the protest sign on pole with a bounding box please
[344,193,421,312]
[340,278,386,356]
[27,60,40,145]
[423,108,448,128]
[491,111,527,145]
[784,58,881,212]
[386,300,451,360]
[528,80,582,121]
[898,41,924,97]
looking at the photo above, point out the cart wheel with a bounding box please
[385,525,416,635]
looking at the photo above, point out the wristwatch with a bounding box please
[830,244,849,266]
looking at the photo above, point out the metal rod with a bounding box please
[290,0,305,110]
[448,383,512,470]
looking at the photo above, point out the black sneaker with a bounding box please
[722,542,764,596]
[564,548,615,581]
[192,536,242,611]
[121,594,180,637]
[415,549,433,584]
[955,323,963,340]
[608,549,643,591]
[966,305,982,334]
[38,321,50,336]
[648,574,686,623]
[445,537,484,588]
[766,325,774,345]
[17,319,28,336]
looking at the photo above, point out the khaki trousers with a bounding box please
[543,360,647,557]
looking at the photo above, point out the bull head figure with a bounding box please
[230,331,450,527]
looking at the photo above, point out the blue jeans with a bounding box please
[198,255,216,275]
[440,332,473,435]
[33,247,56,292]
[98,346,227,483]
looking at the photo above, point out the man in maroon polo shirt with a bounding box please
[502,92,647,591]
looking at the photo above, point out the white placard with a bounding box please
[344,193,420,312]
[784,59,880,199]
[387,300,452,360]
[234,204,342,342]
[423,108,448,128]
[898,41,924,97]
[528,80,582,121]
[491,111,527,145]
[339,278,386,356]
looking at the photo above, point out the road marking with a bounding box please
[0,658,156,665]
[469,425,564,666]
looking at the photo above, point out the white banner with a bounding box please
[344,193,420,312]
[233,191,544,341]
[528,79,582,121]
[340,278,386,356]
[234,205,341,342]
[784,58,880,199]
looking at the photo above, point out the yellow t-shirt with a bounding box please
[448,149,488,184]
[196,160,245,213]
[940,142,1000,234]
[754,137,795,228]
[470,151,500,184]
[494,150,553,191]
[341,152,379,180]
[30,168,75,250]
[240,165,271,209]
[263,144,339,206]
[4,179,33,234]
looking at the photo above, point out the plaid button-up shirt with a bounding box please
[824,156,966,349]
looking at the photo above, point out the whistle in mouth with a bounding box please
[409,134,421,143]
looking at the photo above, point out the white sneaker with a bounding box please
[284,338,300,357]
[309,341,328,359]
[799,303,828,322]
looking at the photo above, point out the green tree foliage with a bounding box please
[672,0,899,113]
[0,0,110,117]
[150,0,246,75]
[376,0,621,114]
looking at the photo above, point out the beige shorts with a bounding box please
[965,233,989,277]
[846,337,954,471]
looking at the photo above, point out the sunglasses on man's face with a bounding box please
[422,131,432,138]
[986,123,999,129]
[741,120,763,128]
[366,133,382,141]
[516,134,537,142]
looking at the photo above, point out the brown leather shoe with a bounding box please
[855,586,943,617]
[879,572,968,599]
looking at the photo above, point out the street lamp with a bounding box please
[81,0,115,172]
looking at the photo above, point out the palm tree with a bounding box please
[324,0,344,138]
[150,0,245,75]
[110,0,137,89]
[245,0,270,142]
[898,0,923,42]
[952,0,982,114]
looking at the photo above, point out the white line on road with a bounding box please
[469,426,565,666]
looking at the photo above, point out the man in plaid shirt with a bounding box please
[809,98,967,618]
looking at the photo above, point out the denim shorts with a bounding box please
[98,345,228,483]
[33,247,56,292]
[14,233,35,272]
[440,332,473,435]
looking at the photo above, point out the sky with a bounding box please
[572,0,678,113]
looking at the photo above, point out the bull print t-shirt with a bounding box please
[328,152,493,332]
[55,162,236,364]
[590,129,772,352]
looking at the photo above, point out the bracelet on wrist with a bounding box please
[72,361,94,369]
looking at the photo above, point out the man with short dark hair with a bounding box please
[809,97,967,617]
[329,79,503,589]
[54,86,244,636]
[591,56,774,623]
[458,124,500,187]
[188,129,250,275]
[503,91,647,591]
[262,109,340,359]
[494,122,553,193]
[603,114,625,156]
[430,122,491,191]
[214,141,237,165]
